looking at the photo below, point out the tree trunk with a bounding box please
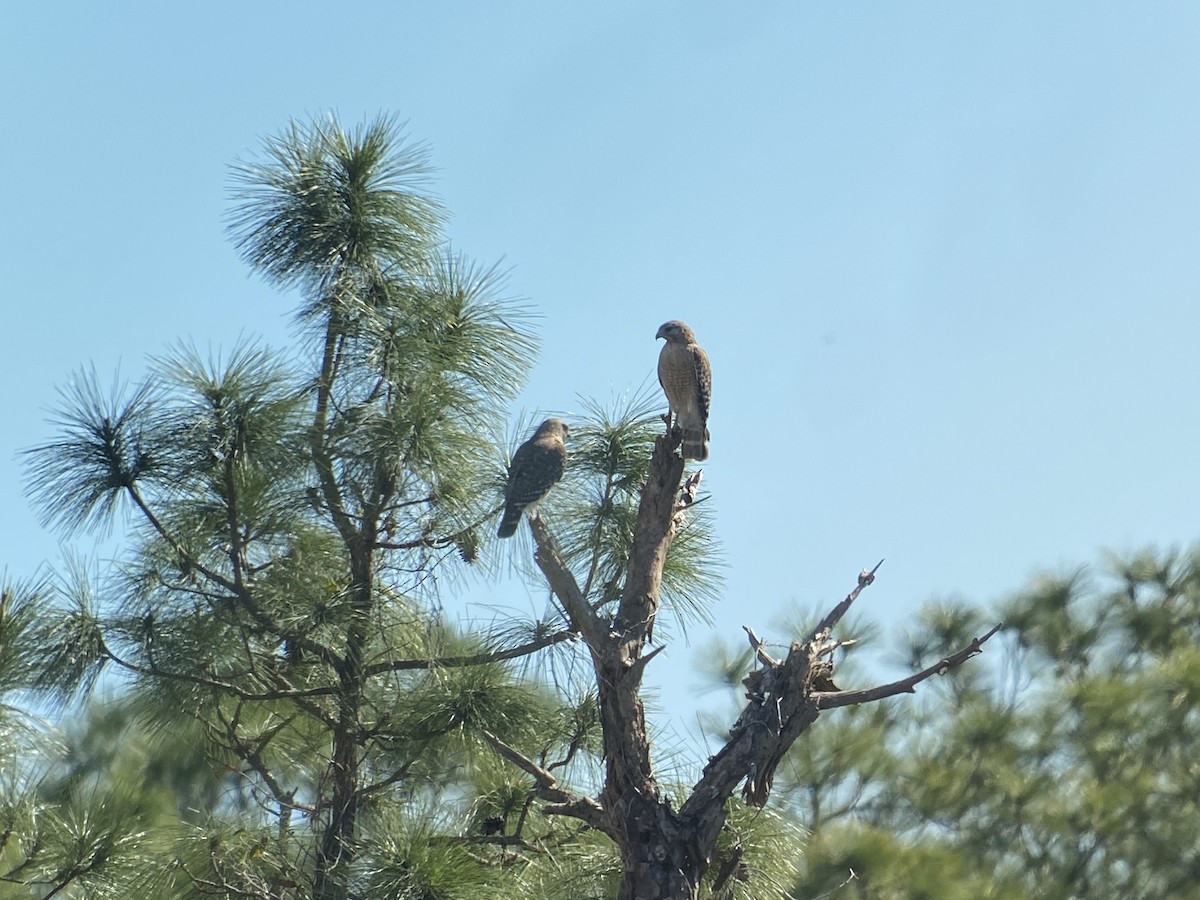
[600,435,705,899]
[614,792,703,900]
[313,548,373,900]
[313,704,361,900]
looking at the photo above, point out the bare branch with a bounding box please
[808,868,860,900]
[709,841,745,898]
[677,469,703,509]
[627,643,666,681]
[528,516,606,647]
[743,626,781,667]
[816,623,1004,710]
[809,559,884,640]
[681,561,889,853]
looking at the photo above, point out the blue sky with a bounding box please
[4,2,1199,739]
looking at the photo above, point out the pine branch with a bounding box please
[372,506,495,552]
[126,484,238,595]
[126,484,341,668]
[101,645,341,726]
[357,759,417,797]
[361,628,578,676]
[481,730,613,838]
[310,327,360,550]
[222,452,250,595]
[581,467,619,599]
[217,703,316,816]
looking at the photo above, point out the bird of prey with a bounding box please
[656,320,711,460]
[497,418,569,538]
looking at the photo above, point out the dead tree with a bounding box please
[485,430,1001,900]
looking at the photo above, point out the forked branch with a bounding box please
[480,730,613,838]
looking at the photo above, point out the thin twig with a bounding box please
[809,559,884,640]
[362,628,578,676]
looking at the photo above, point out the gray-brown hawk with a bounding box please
[656,320,711,460]
[497,418,569,538]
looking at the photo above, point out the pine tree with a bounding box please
[9,115,570,900]
[4,113,1001,900]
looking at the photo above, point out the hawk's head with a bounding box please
[535,418,570,441]
[656,320,695,343]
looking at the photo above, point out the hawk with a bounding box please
[497,418,569,538]
[656,320,711,460]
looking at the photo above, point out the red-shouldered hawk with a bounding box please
[656,320,711,460]
[497,418,569,538]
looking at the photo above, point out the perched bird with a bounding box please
[656,320,711,460]
[497,418,569,538]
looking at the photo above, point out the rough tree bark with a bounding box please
[489,429,1002,900]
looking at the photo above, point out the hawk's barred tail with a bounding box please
[496,509,522,539]
[681,427,709,461]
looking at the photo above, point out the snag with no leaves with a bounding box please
[497,417,569,538]
[656,320,712,460]
[492,417,1003,899]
